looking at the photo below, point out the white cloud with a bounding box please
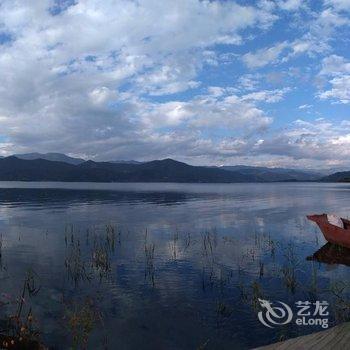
[237,74,262,91]
[89,87,117,105]
[320,55,350,75]
[278,0,304,11]
[0,0,278,159]
[140,88,273,131]
[325,0,350,12]
[254,118,350,165]
[173,117,350,168]
[316,7,349,30]
[242,2,349,70]
[318,55,350,104]
[135,58,201,96]
[0,0,348,168]
[298,104,312,110]
[242,36,330,69]
[241,88,291,103]
[242,42,289,68]
[319,76,350,103]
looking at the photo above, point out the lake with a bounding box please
[0,182,349,349]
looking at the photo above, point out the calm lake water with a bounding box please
[0,182,349,349]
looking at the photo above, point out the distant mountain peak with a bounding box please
[0,153,343,183]
[159,158,181,163]
[0,156,254,183]
[109,160,142,164]
[13,152,85,165]
[321,171,350,183]
[221,165,323,182]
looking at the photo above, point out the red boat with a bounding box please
[307,214,350,249]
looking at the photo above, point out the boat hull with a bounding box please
[307,214,350,249]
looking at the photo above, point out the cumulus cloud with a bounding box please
[134,57,201,96]
[325,0,350,12]
[242,36,331,69]
[318,55,350,103]
[278,0,304,11]
[254,119,350,166]
[319,76,350,104]
[242,1,349,70]
[139,88,274,132]
[0,0,277,159]
[0,0,349,168]
[320,55,350,75]
[173,118,350,168]
[242,42,289,68]
[241,88,291,103]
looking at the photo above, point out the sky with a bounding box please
[0,0,349,169]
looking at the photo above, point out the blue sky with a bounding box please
[0,0,349,169]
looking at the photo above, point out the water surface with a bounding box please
[0,182,349,349]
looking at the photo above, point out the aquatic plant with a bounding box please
[281,243,300,294]
[258,261,264,278]
[65,299,102,350]
[328,280,350,323]
[86,228,90,246]
[237,281,249,303]
[144,242,156,286]
[0,270,43,349]
[308,261,319,298]
[197,339,210,350]
[184,232,192,250]
[65,241,92,285]
[0,234,3,259]
[216,300,232,318]
[267,236,276,259]
[251,281,263,310]
[202,230,217,262]
[92,243,112,280]
[0,234,3,269]
[169,231,179,260]
[218,267,231,293]
[105,224,117,252]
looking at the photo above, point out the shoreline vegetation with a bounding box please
[0,222,349,348]
[0,154,348,183]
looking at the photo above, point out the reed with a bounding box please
[65,241,92,285]
[0,234,2,261]
[216,300,232,318]
[308,261,319,298]
[184,232,192,250]
[251,281,263,309]
[281,243,299,294]
[65,299,102,350]
[92,243,111,280]
[105,224,116,252]
[144,242,156,286]
[0,270,42,348]
[169,231,179,260]
[328,280,350,322]
[259,261,264,278]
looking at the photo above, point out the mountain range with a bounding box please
[221,165,321,182]
[0,157,254,182]
[0,153,346,183]
[11,152,85,165]
[321,171,350,183]
[0,153,143,166]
